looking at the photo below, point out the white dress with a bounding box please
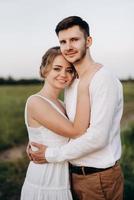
[21,95,72,200]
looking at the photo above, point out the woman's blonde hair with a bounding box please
[40,46,61,78]
[40,46,77,79]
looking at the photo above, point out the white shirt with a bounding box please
[45,67,123,168]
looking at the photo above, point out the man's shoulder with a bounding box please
[94,67,120,82]
[91,67,122,90]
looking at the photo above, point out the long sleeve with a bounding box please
[45,68,123,166]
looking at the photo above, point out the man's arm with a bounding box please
[45,73,123,163]
[30,72,123,163]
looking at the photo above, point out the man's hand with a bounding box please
[26,142,33,161]
[29,142,48,164]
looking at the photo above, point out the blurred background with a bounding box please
[0,0,134,199]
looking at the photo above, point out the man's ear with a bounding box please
[86,36,92,48]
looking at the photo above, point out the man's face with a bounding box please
[58,25,90,64]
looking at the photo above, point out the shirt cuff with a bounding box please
[45,147,62,163]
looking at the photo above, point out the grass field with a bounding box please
[0,84,41,150]
[0,82,133,150]
[122,82,134,125]
[0,84,65,150]
[0,82,134,200]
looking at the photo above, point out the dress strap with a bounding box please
[31,94,66,118]
[33,94,56,105]
[24,94,66,127]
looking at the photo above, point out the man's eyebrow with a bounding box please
[72,36,79,39]
[59,39,65,43]
[66,66,73,69]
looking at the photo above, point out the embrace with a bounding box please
[21,16,124,200]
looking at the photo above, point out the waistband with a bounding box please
[69,161,119,176]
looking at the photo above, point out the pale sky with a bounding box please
[0,0,134,79]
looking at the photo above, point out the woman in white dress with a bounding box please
[21,46,90,200]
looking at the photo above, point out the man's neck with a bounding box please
[74,52,95,77]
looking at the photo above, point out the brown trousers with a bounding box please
[71,163,124,200]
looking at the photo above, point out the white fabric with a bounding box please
[45,67,123,168]
[21,95,72,200]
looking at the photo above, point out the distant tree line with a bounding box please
[0,76,43,85]
[121,77,134,83]
[0,76,134,85]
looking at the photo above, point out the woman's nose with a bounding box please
[60,69,66,77]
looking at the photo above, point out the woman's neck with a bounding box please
[38,83,61,101]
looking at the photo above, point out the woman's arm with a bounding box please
[27,74,91,138]
[72,78,90,137]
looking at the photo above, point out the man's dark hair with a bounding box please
[55,16,90,37]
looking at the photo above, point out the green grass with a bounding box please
[0,82,134,199]
[0,85,42,150]
[0,84,64,150]
[121,122,134,199]
[122,82,134,123]
[0,156,29,200]
[0,82,133,150]
[123,82,134,103]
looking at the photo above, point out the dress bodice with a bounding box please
[24,94,69,150]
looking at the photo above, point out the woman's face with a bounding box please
[46,54,75,89]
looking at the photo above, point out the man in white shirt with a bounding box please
[29,16,124,200]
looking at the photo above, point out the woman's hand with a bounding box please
[78,63,102,90]
[79,70,92,89]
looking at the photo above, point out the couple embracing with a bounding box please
[21,16,124,200]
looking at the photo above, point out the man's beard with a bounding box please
[71,45,87,64]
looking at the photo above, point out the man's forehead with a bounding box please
[58,26,83,40]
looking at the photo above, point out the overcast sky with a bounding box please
[0,0,134,79]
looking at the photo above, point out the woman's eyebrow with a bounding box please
[53,65,62,67]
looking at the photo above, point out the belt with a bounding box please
[70,162,118,176]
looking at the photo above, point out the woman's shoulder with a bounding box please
[26,94,48,109]
[26,94,39,103]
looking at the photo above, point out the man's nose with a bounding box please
[66,42,72,50]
